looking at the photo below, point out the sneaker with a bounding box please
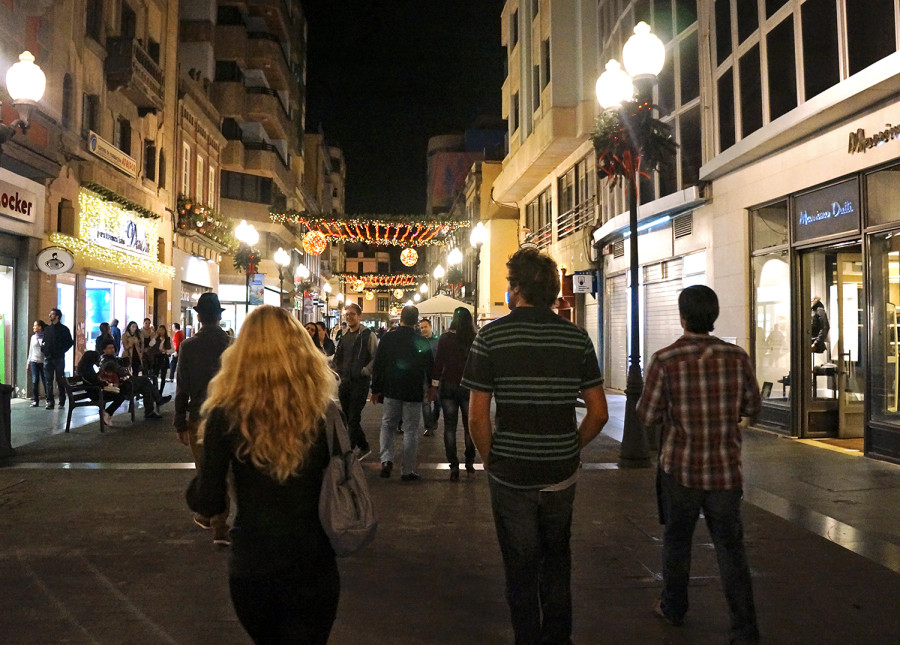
[145,410,163,419]
[193,513,212,530]
[101,411,115,427]
[400,472,421,482]
[45,402,54,410]
[380,461,393,478]
[213,526,231,546]
[357,448,372,462]
[449,469,460,481]
[30,401,39,407]
[59,400,66,407]
[157,395,172,408]
[653,599,684,627]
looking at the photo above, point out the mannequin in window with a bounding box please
[810,297,830,354]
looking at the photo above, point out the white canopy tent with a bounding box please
[414,294,472,316]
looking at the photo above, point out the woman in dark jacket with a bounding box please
[94,322,115,353]
[316,321,336,357]
[121,321,143,374]
[429,306,478,480]
[186,305,341,644]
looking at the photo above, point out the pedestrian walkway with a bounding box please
[0,392,898,643]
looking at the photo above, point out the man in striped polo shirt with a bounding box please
[462,247,608,645]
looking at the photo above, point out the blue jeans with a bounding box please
[43,356,66,404]
[659,471,759,643]
[441,386,474,470]
[29,361,48,403]
[422,398,439,431]
[378,397,422,475]
[489,477,576,645]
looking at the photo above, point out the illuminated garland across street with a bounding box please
[270,210,470,247]
[50,232,175,278]
[177,195,236,251]
[336,273,426,287]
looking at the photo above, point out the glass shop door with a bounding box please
[801,245,865,439]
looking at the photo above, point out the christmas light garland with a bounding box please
[83,182,160,219]
[269,209,470,247]
[50,232,175,278]
[79,188,160,259]
[336,273,426,287]
[177,195,236,251]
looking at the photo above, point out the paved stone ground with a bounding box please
[1,400,899,643]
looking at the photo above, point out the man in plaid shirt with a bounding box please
[637,285,761,645]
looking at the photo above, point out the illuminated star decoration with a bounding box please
[302,230,327,256]
[400,247,419,266]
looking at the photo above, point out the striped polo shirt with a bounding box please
[461,306,604,488]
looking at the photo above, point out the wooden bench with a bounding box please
[62,377,135,433]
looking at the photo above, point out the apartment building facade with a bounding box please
[497,0,900,463]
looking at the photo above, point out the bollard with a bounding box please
[0,384,15,460]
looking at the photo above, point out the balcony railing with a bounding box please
[525,221,553,250]
[557,199,595,241]
[104,37,164,114]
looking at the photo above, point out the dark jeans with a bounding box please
[422,398,440,431]
[154,355,170,393]
[659,471,759,643]
[441,386,474,470]
[43,356,66,404]
[229,562,340,645]
[29,361,48,403]
[338,377,371,452]
[167,354,178,380]
[489,477,576,645]
[123,375,163,411]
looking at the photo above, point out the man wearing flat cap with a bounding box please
[174,292,232,545]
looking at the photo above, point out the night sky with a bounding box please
[302,1,507,215]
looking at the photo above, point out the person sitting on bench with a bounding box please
[97,339,171,419]
[75,350,127,427]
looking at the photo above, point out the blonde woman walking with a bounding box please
[186,305,341,644]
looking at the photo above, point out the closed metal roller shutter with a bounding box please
[584,298,600,362]
[606,274,628,391]
[644,259,686,363]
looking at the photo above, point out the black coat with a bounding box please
[371,326,434,402]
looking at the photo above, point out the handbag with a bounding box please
[319,403,378,556]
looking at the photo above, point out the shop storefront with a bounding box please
[49,186,173,363]
[1,168,45,394]
[750,162,900,462]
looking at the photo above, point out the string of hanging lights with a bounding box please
[269,209,470,246]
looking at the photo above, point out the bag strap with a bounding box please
[325,403,352,457]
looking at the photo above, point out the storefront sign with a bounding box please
[35,247,75,275]
[572,271,595,294]
[87,130,138,177]
[848,124,900,154]
[0,179,37,223]
[793,178,860,243]
[80,188,156,258]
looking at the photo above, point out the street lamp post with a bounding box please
[274,247,290,309]
[595,22,667,468]
[234,220,259,316]
[469,222,487,317]
[0,51,46,164]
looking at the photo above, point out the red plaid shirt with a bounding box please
[637,334,761,490]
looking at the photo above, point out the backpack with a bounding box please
[318,404,378,556]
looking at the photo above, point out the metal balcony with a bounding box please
[104,38,164,115]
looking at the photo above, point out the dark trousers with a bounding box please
[441,386,474,470]
[43,356,66,405]
[229,562,339,645]
[29,361,47,403]
[338,377,371,452]
[154,355,170,393]
[167,354,178,380]
[489,477,576,645]
[659,471,759,643]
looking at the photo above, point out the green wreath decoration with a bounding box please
[590,100,678,186]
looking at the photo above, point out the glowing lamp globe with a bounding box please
[393,289,404,299]
[623,22,665,79]
[365,290,375,301]
[595,59,633,109]
[302,230,327,256]
[6,51,46,103]
[400,247,418,267]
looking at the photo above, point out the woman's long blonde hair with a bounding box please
[200,305,337,483]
